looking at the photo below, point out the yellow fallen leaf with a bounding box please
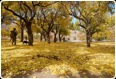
[27,74,30,76]
[83,72,86,75]
[33,76,37,78]
[84,76,87,78]
[99,76,101,78]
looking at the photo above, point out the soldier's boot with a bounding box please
[14,39,16,45]
[14,37,16,45]
[11,38,14,45]
[14,42,16,45]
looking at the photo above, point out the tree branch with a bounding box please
[78,24,86,29]
[3,6,26,22]
[70,13,87,24]
[12,21,21,28]
[40,25,47,33]
[29,1,36,22]
[21,1,32,16]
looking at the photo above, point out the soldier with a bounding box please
[10,28,18,45]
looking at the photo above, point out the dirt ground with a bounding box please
[2,69,114,78]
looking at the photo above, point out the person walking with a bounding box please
[10,28,18,45]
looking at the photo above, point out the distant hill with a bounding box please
[1,23,16,31]
[1,24,9,31]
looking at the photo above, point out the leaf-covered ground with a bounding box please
[1,40,115,78]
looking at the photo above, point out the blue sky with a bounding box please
[72,18,77,24]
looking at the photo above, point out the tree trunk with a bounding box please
[26,23,33,46]
[63,37,65,42]
[59,37,61,42]
[90,34,92,42]
[44,34,46,41]
[59,31,61,42]
[40,33,42,41]
[54,25,58,43]
[54,33,57,43]
[47,32,50,44]
[86,29,91,47]
[21,27,24,42]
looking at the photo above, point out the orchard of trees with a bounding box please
[1,1,115,47]
[1,1,115,78]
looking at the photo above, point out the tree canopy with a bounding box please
[1,1,115,47]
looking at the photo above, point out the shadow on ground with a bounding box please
[1,40,115,78]
[9,69,114,78]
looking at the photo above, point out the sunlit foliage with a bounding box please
[1,28,9,36]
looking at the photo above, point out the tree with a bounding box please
[93,15,115,42]
[62,1,115,47]
[2,1,35,45]
[58,26,70,42]
[37,2,70,44]
[53,9,72,43]
[51,25,59,43]
[106,14,115,27]
[105,15,115,41]
[35,27,42,41]
[2,1,57,45]
[2,4,25,42]
[52,16,72,43]
[105,26,115,41]
[1,5,13,25]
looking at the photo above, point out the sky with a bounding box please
[72,18,77,24]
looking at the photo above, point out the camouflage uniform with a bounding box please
[10,28,17,45]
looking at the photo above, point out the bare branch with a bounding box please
[78,24,86,29]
